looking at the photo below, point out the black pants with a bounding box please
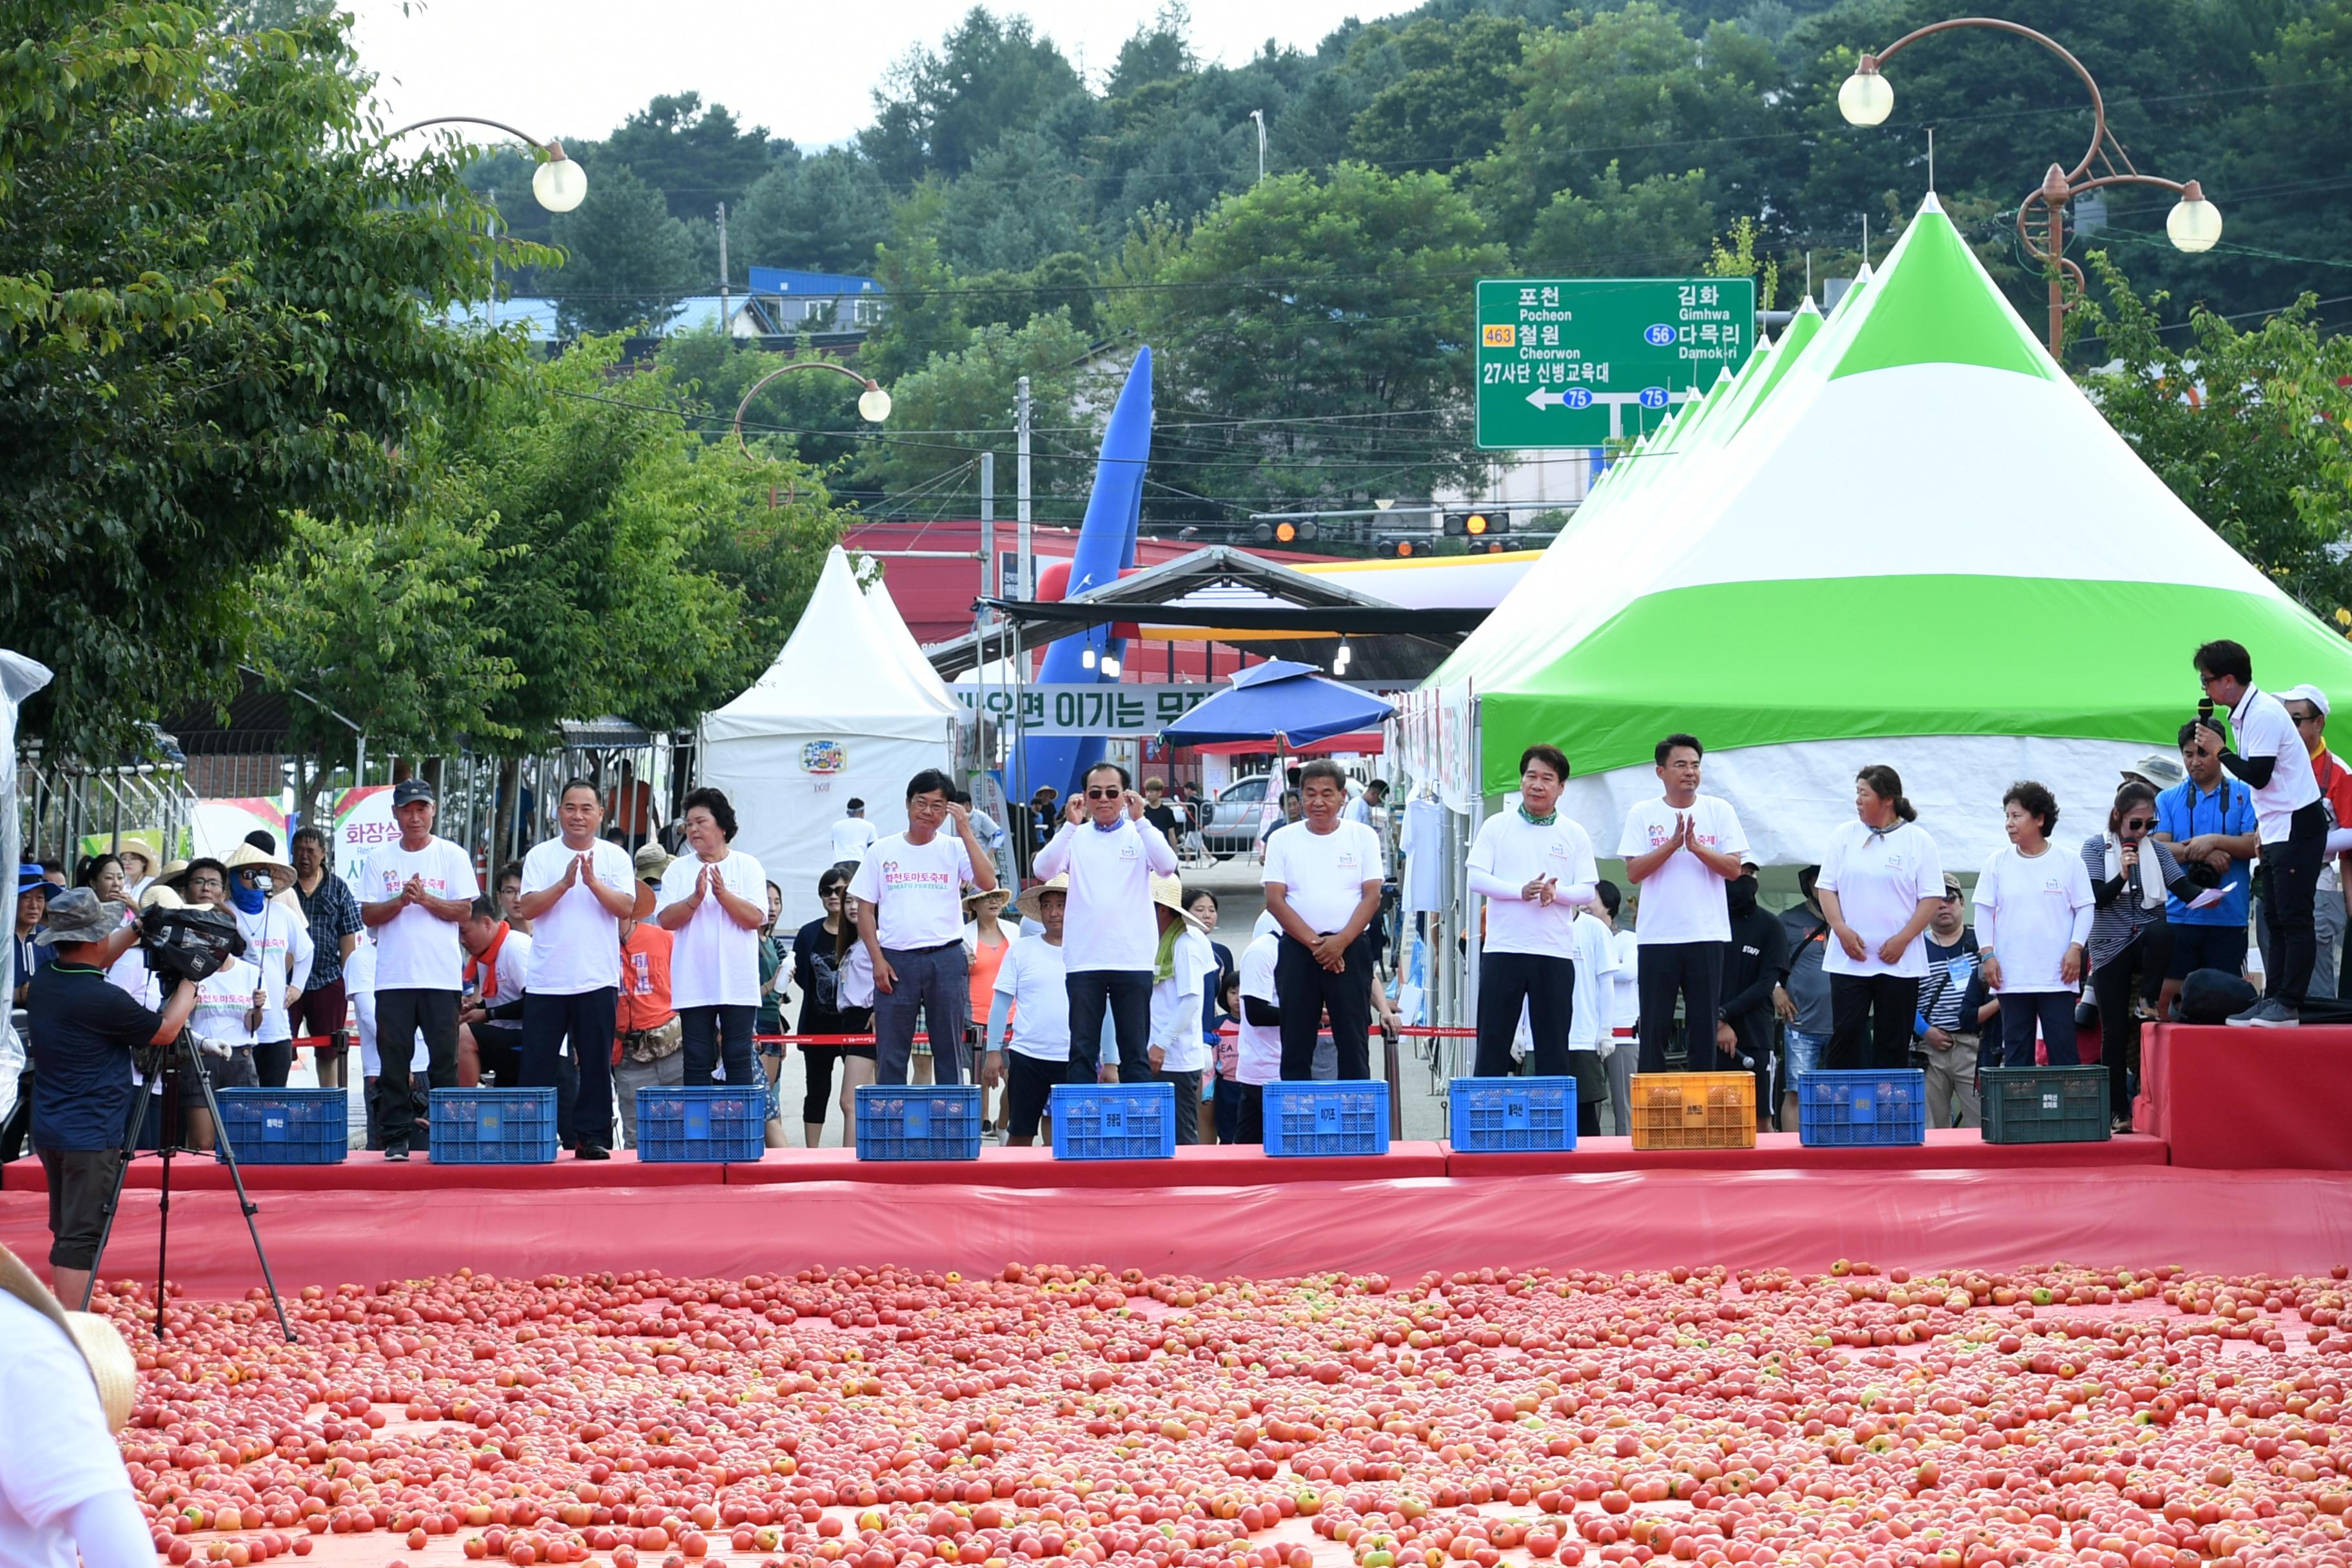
[680,1004,758,1092]
[2090,932,2158,1119]
[1636,941,1722,1073]
[1474,952,1574,1077]
[0,1068,31,1162]
[1065,970,1153,1081]
[1157,1068,1202,1145]
[2260,801,2328,1004]
[1235,1082,1265,1144]
[1827,973,1921,1070]
[1997,991,2081,1066]
[1276,933,1373,1080]
[1569,1049,1606,1138]
[253,1039,293,1088]
[374,988,460,1148]
[525,986,619,1152]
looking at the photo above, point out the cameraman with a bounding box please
[23,888,199,1306]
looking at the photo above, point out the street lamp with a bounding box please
[386,117,587,212]
[1836,17,2220,353]
[731,358,892,459]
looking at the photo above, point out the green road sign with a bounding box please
[1475,277,1757,449]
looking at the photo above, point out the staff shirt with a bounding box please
[1260,819,1384,934]
[1816,818,1945,979]
[1465,812,1599,959]
[359,836,478,992]
[1034,816,1179,972]
[520,838,636,995]
[2228,683,2321,843]
[656,850,769,1010]
[848,832,974,952]
[1616,795,1749,946]
[1974,843,2095,994]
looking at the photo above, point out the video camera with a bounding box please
[138,903,246,983]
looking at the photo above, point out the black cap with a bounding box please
[244,829,278,854]
[392,778,436,807]
[847,798,865,811]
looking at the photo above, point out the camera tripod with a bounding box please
[81,1028,293,1342]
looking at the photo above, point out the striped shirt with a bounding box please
[1921,932,1980,1032]
[294,870,363,990]
[2078,833,2184,972]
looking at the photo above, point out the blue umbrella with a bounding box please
[1160,660,1395,749]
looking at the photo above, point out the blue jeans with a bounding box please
[874,944,970,1085]
[1064,969,1152,1081]
[680,1003,758,1092]
[1997,991,2080,1066]
[1781,1027,1828,1101]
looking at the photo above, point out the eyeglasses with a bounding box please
[2122,818,2155,830]
[2293,712,2322,726]
[1084,787,1121,800]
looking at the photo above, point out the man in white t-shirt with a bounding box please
[356,777,477,1160]
[849,769,998,1084]
[1617,732,1749,1073]
[0,1253,153,1567]
[981,877,1072,1146]
[1597,882,1640,1134]
[1034,761,1179,1083]
[512,780,654,1159]
[2197,639,2326,1024]
[829,799,880,864]
[1465,743,1599,1078]
[1233,913,1283,1143]
[1262,760,1387,1081]
[1567,896,1619,1138]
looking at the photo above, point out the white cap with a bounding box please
[2285,683,2331,718]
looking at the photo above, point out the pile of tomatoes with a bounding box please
[95,1258,2351,1567]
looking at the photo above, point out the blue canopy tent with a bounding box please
[1159,660,1395,750]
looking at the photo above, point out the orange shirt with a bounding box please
[617,923,675,1033]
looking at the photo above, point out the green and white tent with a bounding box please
[1433,195,2352,870]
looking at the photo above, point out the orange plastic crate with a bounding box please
[1629,1071,1757,1150]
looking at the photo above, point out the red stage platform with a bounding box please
[2137,1022,2352,1169]
[1445,1127,2169,1175]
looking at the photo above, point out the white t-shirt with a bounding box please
[189,957,262,1051]
[829,816,879,862]
[1817,818,1946,979]
[1149,926,1219,1075]
[992,934,1071,1062]
[104,908,156,1006]
[839,936,875,1010]
[1342,796,1372,826]
[467,929,533,1010]
[347,939,427,1075]
[656,850,769,1010]
[2230,684,2323,843]
[1033,817,1179,972]
[1260,819,1385,934]
[1569,912,1619,1050]
[1617,795,1749,946]
[1607,927,1642,1031]
[1974,843,2095,994]
[520,838,636,994]
[0,1292,137,1568]
[358,836,478,992]
[848,832,974,952]
[1236,932,1283,1087]
[1466,812,1600,959]
[233,901,315,1043]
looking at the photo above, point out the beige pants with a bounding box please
[1922,1032,1981,1129]
[614,1046,687,1148]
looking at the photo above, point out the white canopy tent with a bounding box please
[701,549,959,927]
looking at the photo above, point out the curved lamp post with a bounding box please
[1838,17,2220,354]
[386,116,587,211]
[732,359,891,459]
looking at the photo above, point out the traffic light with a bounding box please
[1269,520,1317,544]
[1382,537,1420,558]
[1443,509,1508,539]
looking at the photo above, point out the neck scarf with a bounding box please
[1154,918,1183,983]
[230,881,266,914]
[469,921,512,1000]
[1517,805,1556,827]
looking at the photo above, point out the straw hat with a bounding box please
[140,883,184,914]
[0,1244,136,1429]
[115,834,162,875]
[1015,874,1068,923]
[962,883,1012,916]
[220,840,295,890]
[1149,874,1202,928]
[155,859,189,886]
[633,841,674,882]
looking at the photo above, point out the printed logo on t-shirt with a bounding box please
[378,868,450,899]
[876,858,956,894]
[1336,850,1360,871]
[1118,841,1139,862]
[627,950,652,995]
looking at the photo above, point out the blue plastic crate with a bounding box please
[213,1088,347,1164]
[635,1086,768,1162]
[429,1088,559,1164]
[1261,1080,1391,1157]
[1447,1076,1576,1152]
[1797,1068,1928,1147]
[1048,1082,1177,1160]
[854,1085,983,1161]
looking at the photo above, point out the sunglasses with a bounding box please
[1084,787,1122,800]
[2122,818,2155,831]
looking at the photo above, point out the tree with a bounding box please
[862,9,1085,186]
[731,148,894,277]
[2072,252,2352,619]
[936,130,1093,273]
[854,312,1095,504]
[1524,162,1719,275]
[1,1,518,755]
[594,92,778,224]
[1347,15,1529,175]
[1106,164,1508,512]
[548,162,702,337]
[1108,3,1197,98]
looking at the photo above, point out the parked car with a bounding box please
[1197,772,1364,859]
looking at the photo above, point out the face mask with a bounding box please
[230,881,266,914]
[1727,874,1759,917]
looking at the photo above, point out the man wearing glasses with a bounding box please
[2154,719,2260,1019]
[1035,762,1178,1083]
[2192,640,2322,1025]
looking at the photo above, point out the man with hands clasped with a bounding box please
[358,778,479,1160]
[850,769,997,1084]
[1262,760,1387,1081]
[1465,744,1598,1077]
[1618,734,1750,1073]
[1034,761,1179,1084]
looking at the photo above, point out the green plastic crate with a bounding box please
[1980,1065,2110,1144]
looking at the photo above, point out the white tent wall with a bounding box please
[700,549,958,930]
[0,650,55,1126]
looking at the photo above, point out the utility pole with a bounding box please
[716,202,729,340]
[979,451,996,624]
[1015,376,1033,606]
[1248,110,1266,184]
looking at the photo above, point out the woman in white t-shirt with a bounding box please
[1816,765,1945,1072]
[1975,780,2095,1068]
[654,788,769,1093]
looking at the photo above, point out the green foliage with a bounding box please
[861,10,1085,186]
[935,130,1093,273]
[1707,216,1780,311]
[594,92,778,224]
[731,148,895,278]
[549,162,704,337]
[2072,252,2352,618]
[1106,164,1509,510]
[1525,162,1718,275]
[854,312,1095,500]
[0,0,517,756]
[1347,15,1529,175]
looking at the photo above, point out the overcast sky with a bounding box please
[347,0,1377,150]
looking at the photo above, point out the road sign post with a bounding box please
[1475,278,1757,449]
